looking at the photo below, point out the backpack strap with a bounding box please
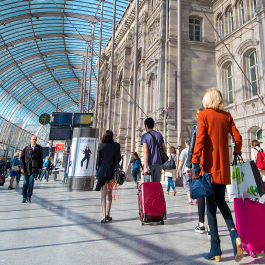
[254,147,260,152]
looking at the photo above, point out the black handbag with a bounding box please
[147,132,169,164]
[163,154,176,170]
[114,144,126,186]
[188,165,213,199]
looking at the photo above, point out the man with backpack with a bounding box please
[251,140,265,170]
[141,117,167,183]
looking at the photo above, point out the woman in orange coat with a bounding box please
[192,88,243,262]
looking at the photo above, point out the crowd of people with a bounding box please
[0,136,53,203]
[95,88,262,263]
[1,87,265,263]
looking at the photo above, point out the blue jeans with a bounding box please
[40,169,48,180]
[132,169,139,182]
[167,177,175,192]
[23,173,36,199]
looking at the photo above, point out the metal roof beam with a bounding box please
[0,12,112,25]
[0,33,98,51]
[0,65,97,102]
[0,50,95,75]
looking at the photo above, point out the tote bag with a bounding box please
[227,156,265,202]
[188,166,213,199]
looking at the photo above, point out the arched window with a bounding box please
[253,0,257,15]
[240,1,245,25]
[249,51,260,96]
[189,18,201,41]
[226,64,234,104]
[220,17,224,38]
[229,9,234,32]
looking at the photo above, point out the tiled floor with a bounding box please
[0,178,264,265]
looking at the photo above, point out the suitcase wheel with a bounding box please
[163,212,167,220]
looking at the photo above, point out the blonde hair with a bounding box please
[0,156,4,161]
[14,152,19,157]
[202,88,224,111]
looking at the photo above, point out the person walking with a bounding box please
[95,130,121,223]
[186,109,209,234]
[192,88,243,262]
[20,136,43,203]
[141,117,167,182]
[251,140,265,202]
[40,156,52,182]
[9,152,20,190]
[164,146,177,196]
[131,152,142,187]
[177,139,193,205]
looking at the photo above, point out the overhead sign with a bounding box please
[39,113,50,125]
[51,112,73,126]
[73,113,93,126]
[55,144,64,153]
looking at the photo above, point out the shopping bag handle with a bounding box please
[192,164,205,179]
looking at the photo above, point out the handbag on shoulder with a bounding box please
[147,132,169,164]
[188,165,213,199]
[163,154,176,170]
[11,159,19,171]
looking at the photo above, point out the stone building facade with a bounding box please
[96,0,265,168]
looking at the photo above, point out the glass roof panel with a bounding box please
[0,0,130,141]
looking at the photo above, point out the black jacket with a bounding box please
[96,142,121,178]
[186,125,197,169]
[20,144,43,175]
[83,148,92,158]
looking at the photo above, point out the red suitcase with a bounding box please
[0,175,5,186]
[138,182,167,225]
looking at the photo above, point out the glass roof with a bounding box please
[0,0,130,142]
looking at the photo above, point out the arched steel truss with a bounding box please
[0,0,130,148]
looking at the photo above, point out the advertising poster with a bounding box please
[69,137,96,177]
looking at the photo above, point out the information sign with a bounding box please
[51,112,73,126]
[73,113,93,126]
[49,127,71,140]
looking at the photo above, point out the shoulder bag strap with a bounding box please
[147,131,161,149]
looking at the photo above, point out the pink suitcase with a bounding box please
[234,198,265,257]
[138,182,167,225]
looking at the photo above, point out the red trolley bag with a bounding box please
[138,182,167,225]
[0,175,5,186]
[234,198,265,258]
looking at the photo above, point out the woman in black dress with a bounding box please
[95,130,121,223]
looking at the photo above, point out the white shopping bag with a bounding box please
[227,159,262,202]
[226,164,241,202]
